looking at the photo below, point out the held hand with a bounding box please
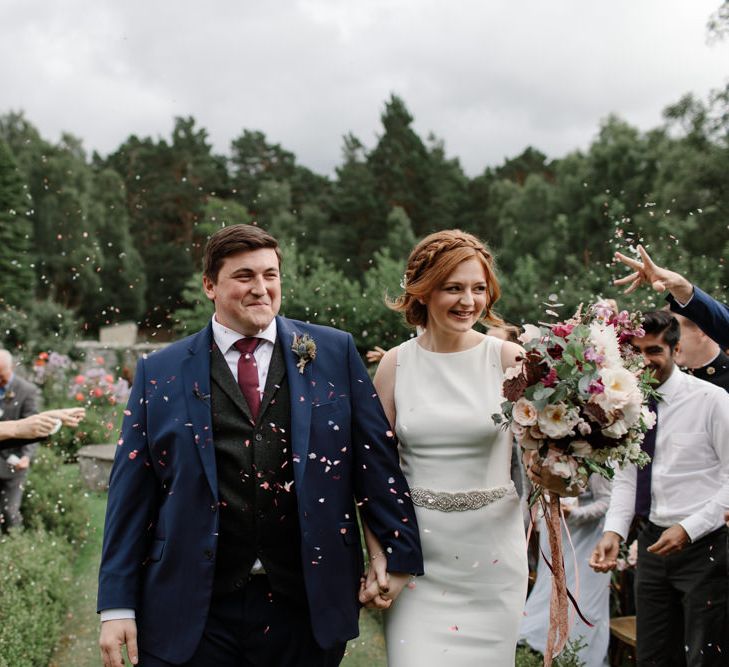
[99,619,138,667]
[524,453,580,498]
[647,523,690,556]
[589,532,621,572]
[613,245,693,301]
[359,551,392,609]
[365,346,387,364]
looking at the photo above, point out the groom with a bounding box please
[98,224,423,667]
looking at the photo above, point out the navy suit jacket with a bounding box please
[668,285,729,349]
[98,316,423,663]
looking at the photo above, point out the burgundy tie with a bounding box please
[233,338,261,420]
[635,396,658,518]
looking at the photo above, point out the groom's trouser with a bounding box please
[139,574,346,667]
[634,522,728,667]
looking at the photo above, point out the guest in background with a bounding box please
[0,349,40,531]
[673,312,729,392]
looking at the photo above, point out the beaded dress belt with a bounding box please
[410,482,516,512]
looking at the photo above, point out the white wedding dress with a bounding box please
[384,336,528,666]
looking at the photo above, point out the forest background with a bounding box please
[1,5,728,360]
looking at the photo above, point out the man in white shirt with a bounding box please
[590,310,729,666]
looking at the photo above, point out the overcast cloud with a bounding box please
[2,0,727,175]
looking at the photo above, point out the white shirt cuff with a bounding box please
[602,518,628,542]
[100,608,136,622]
[673,291,694,308]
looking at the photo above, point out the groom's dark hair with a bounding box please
[642,310,680,351]
[203,224,282,282]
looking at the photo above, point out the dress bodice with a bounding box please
[394,335,511,492]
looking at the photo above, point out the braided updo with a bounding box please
[388,229,502,328]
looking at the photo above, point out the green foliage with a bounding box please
[22,448,91,545]
[515,639,587,667]
[0,139,35,308]
[3,76,729,342]
[0,529,73,667]
[0,299,79,363]
[0,455,92,667]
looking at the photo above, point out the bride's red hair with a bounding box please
[388,229,503,328]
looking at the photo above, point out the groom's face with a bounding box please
[203,248,281,336]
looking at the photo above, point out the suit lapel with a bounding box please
[276,316,312,491]
[181,324,218,499]
[259,339,286,418]
[210,344,254,425]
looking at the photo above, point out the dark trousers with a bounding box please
[635,522,728,667]
[139,575,346,667]
[0,471,27,531]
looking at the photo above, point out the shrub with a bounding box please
[31,353,129,460]
[22,448,91,546]
[0,530,73,667]
[0,299,80,365]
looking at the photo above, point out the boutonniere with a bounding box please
[291,333,317,374]
[4,391,15,402]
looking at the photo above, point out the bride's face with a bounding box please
[423,257,489,336]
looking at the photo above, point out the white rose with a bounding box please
[537,403,580,439]
[513,397,538,426]
[620,393,643,428]
[595,367,639,412]
[589,321,622,368]
[602,418,629,439]
[571,439,593,457]
[641,404,657,430]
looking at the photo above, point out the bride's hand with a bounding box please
[359,551,392,609]
[525,452,580,498]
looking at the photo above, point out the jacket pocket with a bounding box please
[148,538,165,562]
[339,521,358,547]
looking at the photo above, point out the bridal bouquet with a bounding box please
[493,301,656,495]
[492,301,656,665]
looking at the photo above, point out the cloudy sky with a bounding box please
[2,0,727,176]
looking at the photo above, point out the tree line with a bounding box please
[1,87,727,356]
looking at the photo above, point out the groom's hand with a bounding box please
[359,554,392,609]
[99,619,138,667]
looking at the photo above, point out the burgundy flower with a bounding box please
[541,368,558,388]
[552,324,574,339]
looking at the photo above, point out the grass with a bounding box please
[48,483,107,667]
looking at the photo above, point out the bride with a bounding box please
[360,229,528,665]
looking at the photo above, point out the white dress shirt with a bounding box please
[604,366,729,542]
[100,316,278,622]
[211,315,277,395]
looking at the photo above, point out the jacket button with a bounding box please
[210,505,217,513]
[234,579,244,589]
[204,549,214,560]
[254,433,263,442]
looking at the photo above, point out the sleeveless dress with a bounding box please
[384,336,528,666]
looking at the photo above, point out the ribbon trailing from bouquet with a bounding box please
[528,493,593,667]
